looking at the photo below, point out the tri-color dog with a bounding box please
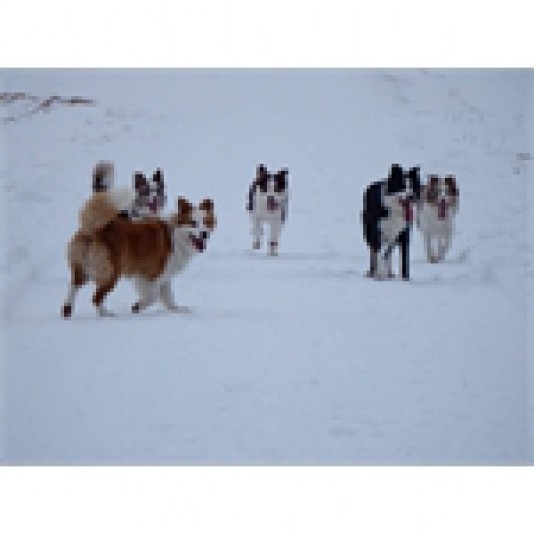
[246,164,289,256]
[91,161,167,219]
[416,174,459,263]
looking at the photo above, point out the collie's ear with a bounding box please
[177,196,193,213]
[426,175,439,202]
[153,168,164,184]
[134,172,146,190]
[390,163,403,175]
[275,169,288,190]
[199,198,214,212]
[256,164,267,179]
[409,166,420,179]
[445,175,458,195]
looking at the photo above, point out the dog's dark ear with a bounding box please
[257,164,268,180]
[177,196,193,214]
[390,163,403,176]
[445,175,458,196]
[275,168,288,191]
[200,198,216,229]
[199,198,214,212]
[134,172,147,190]
[409,166,421,191]
[389,164,404,185]
[426,175,439,202]
[153,168,164,184]
[256,164,269,192]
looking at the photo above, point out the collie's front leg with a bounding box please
[438,229,452,261]
[268,218,282,256]
[251,215,263,250]
[375,249,391,280]
[425,232,438,263]
[159,281,191,313]
[131,279,158,313]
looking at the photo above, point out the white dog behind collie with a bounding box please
[416,174,459,263]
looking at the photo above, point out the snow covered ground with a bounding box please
[1,68,532,464]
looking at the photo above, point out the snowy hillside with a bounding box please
[1,69,532,464]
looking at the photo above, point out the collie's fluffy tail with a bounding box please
[79,187,135,233]
[92,161,115,192]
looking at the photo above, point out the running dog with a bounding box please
[361,164,421,280]
[246,164,289,256]
[416,174,459,262]
[61,193,216,318]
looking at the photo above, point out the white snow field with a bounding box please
[1,69,532,465]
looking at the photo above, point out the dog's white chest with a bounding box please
[380,206,406,243]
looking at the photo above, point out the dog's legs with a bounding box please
[376,244,393,280]
[398,228,410,280]
[159,281,191,313]
[436,236,445,262]
[425,232,437,263]
[62,264,87,318]
[366,250,378,277]
[268,218,282,256]
[387,251,394,278]
[375,254,388,280]
[93,270,119,317]
[131,279,158,314]
[251,216,263,250]
[440,229,452,261]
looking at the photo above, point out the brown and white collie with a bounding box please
[61,192,216,318]
[416,174,459,263]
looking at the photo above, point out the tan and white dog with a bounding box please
[416,174,459,263]
[61,192,216,318]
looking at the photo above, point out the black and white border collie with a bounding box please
[361,164,421,280]
[246,164,289,256]
[132,169,167,218]
[91,161,167,220]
